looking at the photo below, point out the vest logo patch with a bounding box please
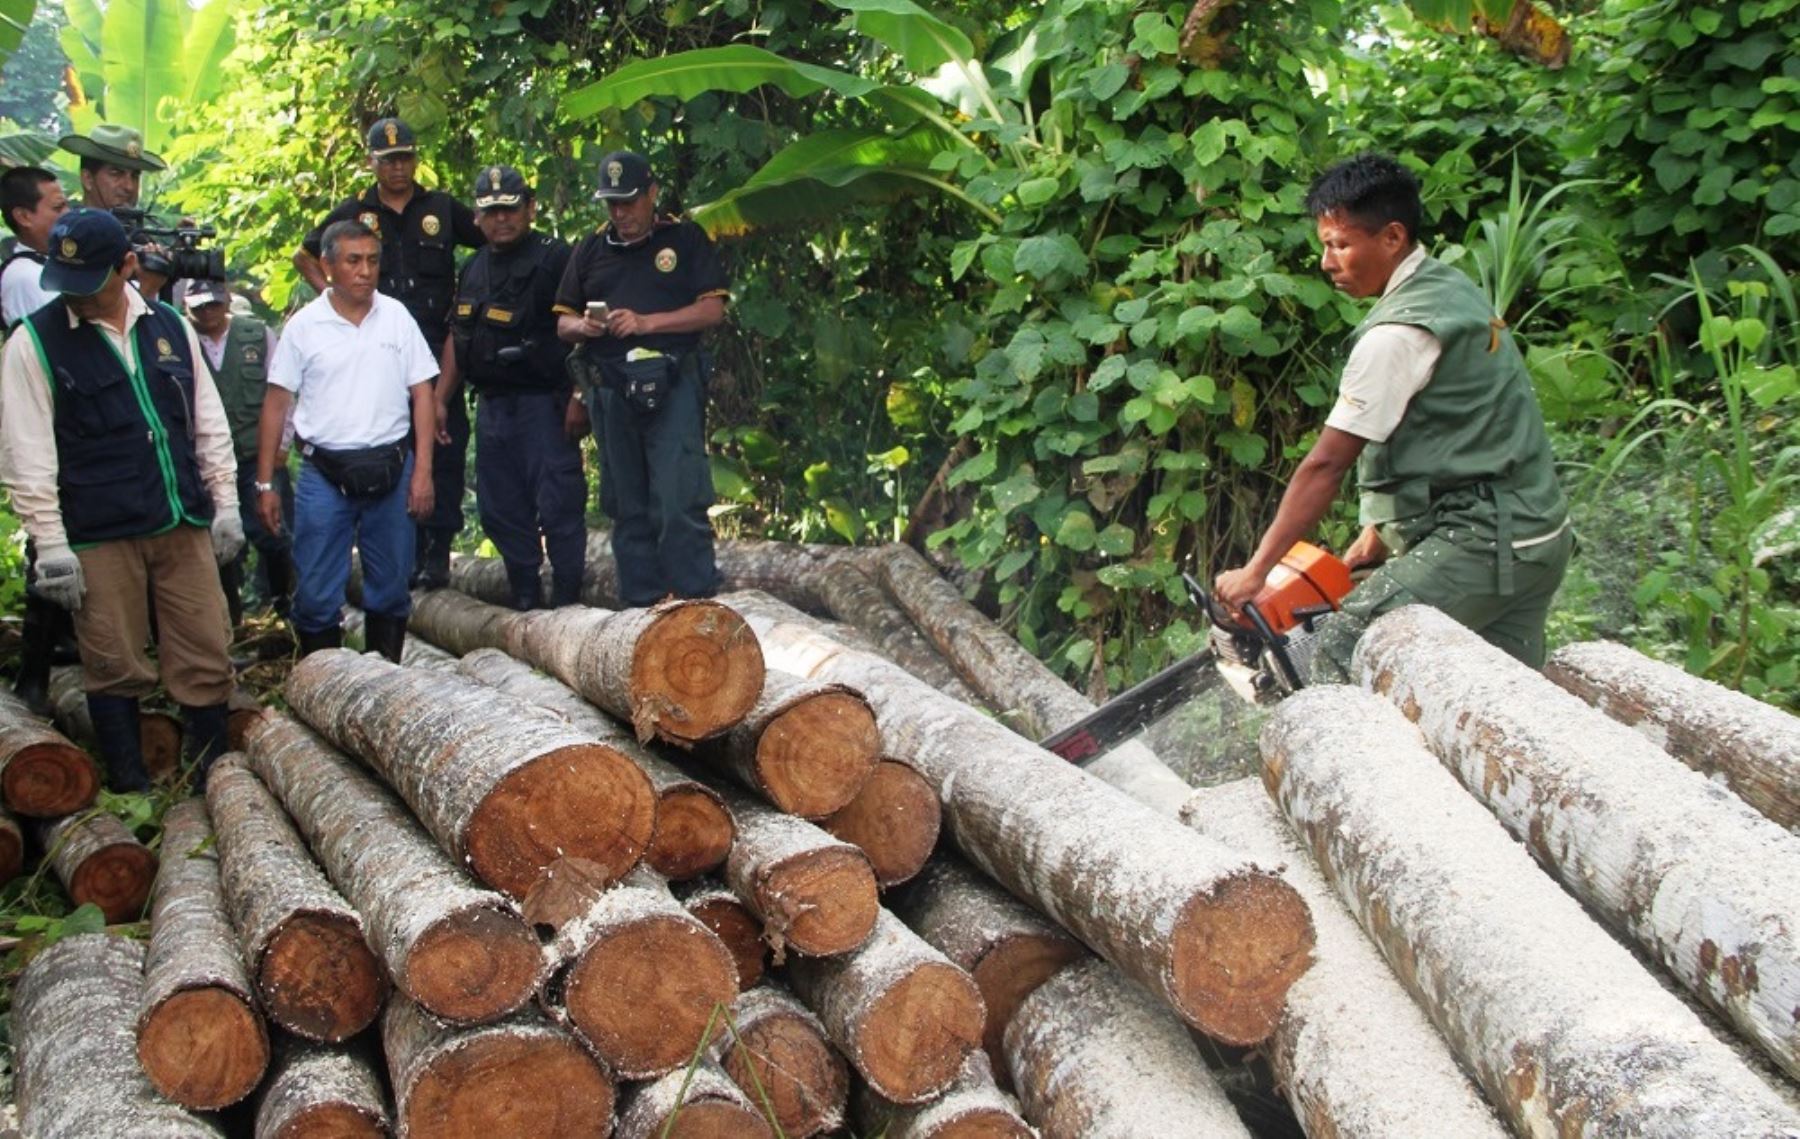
[422,215,442,236]
[655,248,677,273]
[358,211,380,235]
[243,347,262,364]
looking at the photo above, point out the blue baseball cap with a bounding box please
[41,208,130,296]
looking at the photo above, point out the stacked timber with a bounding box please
[852,1050,1033,1139]
[810,549,984,705]
[47,666,181,784]
[819,756,941,888]
[711,983,849,1137]
[1546,638,1800,829]
[1,680,100,815]
[615,1061,773,1139]
[254,1036,390,1138]
[1263,683,1800,1135]
[341,606,461,671]
[677,876,769,988]
[35,809,157,922]
[1356,606,1800,1082]
[697,668,882,819]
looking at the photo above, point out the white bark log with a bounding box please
[709,982,849,1138]
[253,1035,391,1138]
[614,1061,774,1139]
[852,1049,1035,1139]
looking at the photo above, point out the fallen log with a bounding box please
[285,647,657,898]
[677,877,768,989]
[2,680,101,815]
[245,712,543,1024]
[714,778,879,959]
[48,666,180,784]
[254,1035,391,1139]
[712,982,849,1138]
[615,1060,775,1139]
[543,868,740,1079]
[136,798,270,1109]
[699,669,881,819]
[788,908,986,1104]
[456,648,733,880]
[820,757,940,888]
[889,855,1086,1085]
[811,551,985,705]
[384,994,616,1139]
[1181,777,1506,1139]
[1357,607,1800,1082]
[1263,683,1800,1136]
[1004,958,1249,1139]
[206,755,386,1041]
[0,804,22,883]
[853,1049,1033,1139]
[405,588,519,657]
[721,590,1315,1044]
[1545,639,1800,830]
[574,531,837,614]
[37,809,157,922]
[13,934,225,1138]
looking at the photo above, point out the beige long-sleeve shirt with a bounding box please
[0,287,238,550]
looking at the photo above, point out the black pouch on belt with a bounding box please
[301,436,410,499]
[601,353,680,415]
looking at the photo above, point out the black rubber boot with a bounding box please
[181,702,230,793]
[506,564,544,612]
[87,693,151,793]
[265,552,295,618]
[295,625,343,658]
[411,529,453,590]
[11,595,57,715]
[550,573,583,608]
[364,613,407,664]
[219,559,246,628]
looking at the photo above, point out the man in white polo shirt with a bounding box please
[254,219,437,661]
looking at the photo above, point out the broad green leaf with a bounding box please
[823,497,863,542]
[564,46,879,119]
[1013,233,1088,280]
[99,0,189,149]
[0,130,57,168]
[180,0,237,105]
[710,456,757,504]
[1096,523,1135,557]
[990,468,1040,513]
[948,448,997,487]
[825,0,974,76]
[996,549,1034,581]
[1055,509,1097,551]
[1016,176,1059,207]
[0,0,36,59]
[1741,363,1797,408]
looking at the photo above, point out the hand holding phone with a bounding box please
[585,301,610,323]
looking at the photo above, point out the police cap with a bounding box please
[366,118,417,158]
[473,165,531,210]
[593,151,653,201]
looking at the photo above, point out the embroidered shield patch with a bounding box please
[655,248,677,273]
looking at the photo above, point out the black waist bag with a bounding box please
[600,353,681,415]
[302,437,409,499]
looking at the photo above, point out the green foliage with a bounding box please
[0,0,35,67]
[0,0,61,131]
[60,0,239,150]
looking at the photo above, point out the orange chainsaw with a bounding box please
[1040,542,1354,765]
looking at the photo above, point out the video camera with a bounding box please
[111,208,226,281]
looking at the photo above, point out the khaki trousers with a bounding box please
[73,525,233,706]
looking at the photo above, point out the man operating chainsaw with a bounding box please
[1214,153,1572,682]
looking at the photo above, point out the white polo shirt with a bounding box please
[268,290,435,449]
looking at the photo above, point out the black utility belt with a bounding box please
[596,351,692,415]
[300,435,411,499]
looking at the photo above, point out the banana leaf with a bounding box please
[99,0,189,149]
[0,0,35,62]
[179,0,237,106]
[0,130,57,169]
[564,45,880,120]
[824,0,975,76]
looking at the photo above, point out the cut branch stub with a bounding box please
[0,683,99,817]
[285,648,656,898]
[711,983,849,1138]
[700,669,881,819]
[254,1036,390,1139]
[677,877,769,989]
[715,779,879,959]
[244,712,543,1025]
[136,798,270,1110]
[206,755,386,1041]
[615,1059,774,1139]
[820,757,941,889]
[37,809,157,923]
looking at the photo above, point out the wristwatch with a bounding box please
[254,481,276,494]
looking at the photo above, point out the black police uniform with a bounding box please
[451,209,585,609]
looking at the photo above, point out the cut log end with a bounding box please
[645,785,734,881]
[140,711,183,782]
[2,741,98,817]
[970,936,1086,1076]
[265,1103,388,1139]
[464,743,657,898]
[722,1004,847,1138]
[405,904,543,1024]
[631,601,766,743]
[562,914,740,1078]
[260,910,387,1041]
[69,835,158,923]
[820,759,940,888]
[686,894,768,990]
[136,986,269,1109]
[857,962,986,1104]
[399,1029,615,1138]
[639,1101,768,1138]
[755,691,881,818]
[1170,869,1315,1044]
[763,846,879,957]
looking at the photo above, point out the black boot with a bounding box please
[265,552,295,618]
[411,528,452,590]
[506,564,544,612]
[87,693,151,792]
[181,702,229,793]
[364,613,407,664]
[11,594,57,715]
[295,625,343,658]
[550,572,583,608]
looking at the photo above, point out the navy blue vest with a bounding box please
[25,298,215,544]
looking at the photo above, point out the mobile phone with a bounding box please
[586,301,610,321]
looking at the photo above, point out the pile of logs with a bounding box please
[9,533,1800,1139]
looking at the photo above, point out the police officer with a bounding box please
[294,117,482,589]
[437,166,585,609]
[554,151,729,607]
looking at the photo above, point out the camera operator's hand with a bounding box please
[133,242,171,299]
[211,513,246,565]
[32,542,86,612]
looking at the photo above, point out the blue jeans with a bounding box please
[291,454,416,634]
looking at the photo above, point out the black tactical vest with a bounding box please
[450,233,570,393]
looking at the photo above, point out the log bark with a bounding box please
[46,666,181,783]
[863,544,1192,814]
[889,855,1085,1086]
[136,797,270,1109]
[13,934,225,1138]
[226,687,264,752]
[714,778,879,959]
[1357,607,1800,1083]
[542,868,740,1079]
[811,551,985,705]
[852,1049,1034,1139]
[1004,959,1250,1139]
[254,1035,391,1139]
[2,679,100,815]
[206,754,386,1041]
[721,591,1315,1044]
[0,803,23,883]
[456,648,733,880]
[38,809,157,922]
[711,982,849,1138]
[1181,777,1506,1139]
[698,669,881,819]
[405,588,520,657]
[788,908,986,1104]
[1263,683,1800,1136]
[244,712,543,1025]
[285,647,657,898]
[676,877,768,989]
[820,757,941,888]
[517,532,837,614]
[383,994,616,1139]
[1546,639,1800,830]
[615,1060,775,1139]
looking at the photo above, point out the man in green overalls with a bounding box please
[1214,153,1572,680]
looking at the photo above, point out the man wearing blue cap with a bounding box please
[0,209,244,792]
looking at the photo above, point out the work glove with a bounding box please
[32,542,85,612]
[211,513,246,565]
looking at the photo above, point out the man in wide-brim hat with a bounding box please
[58,124,166,211]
